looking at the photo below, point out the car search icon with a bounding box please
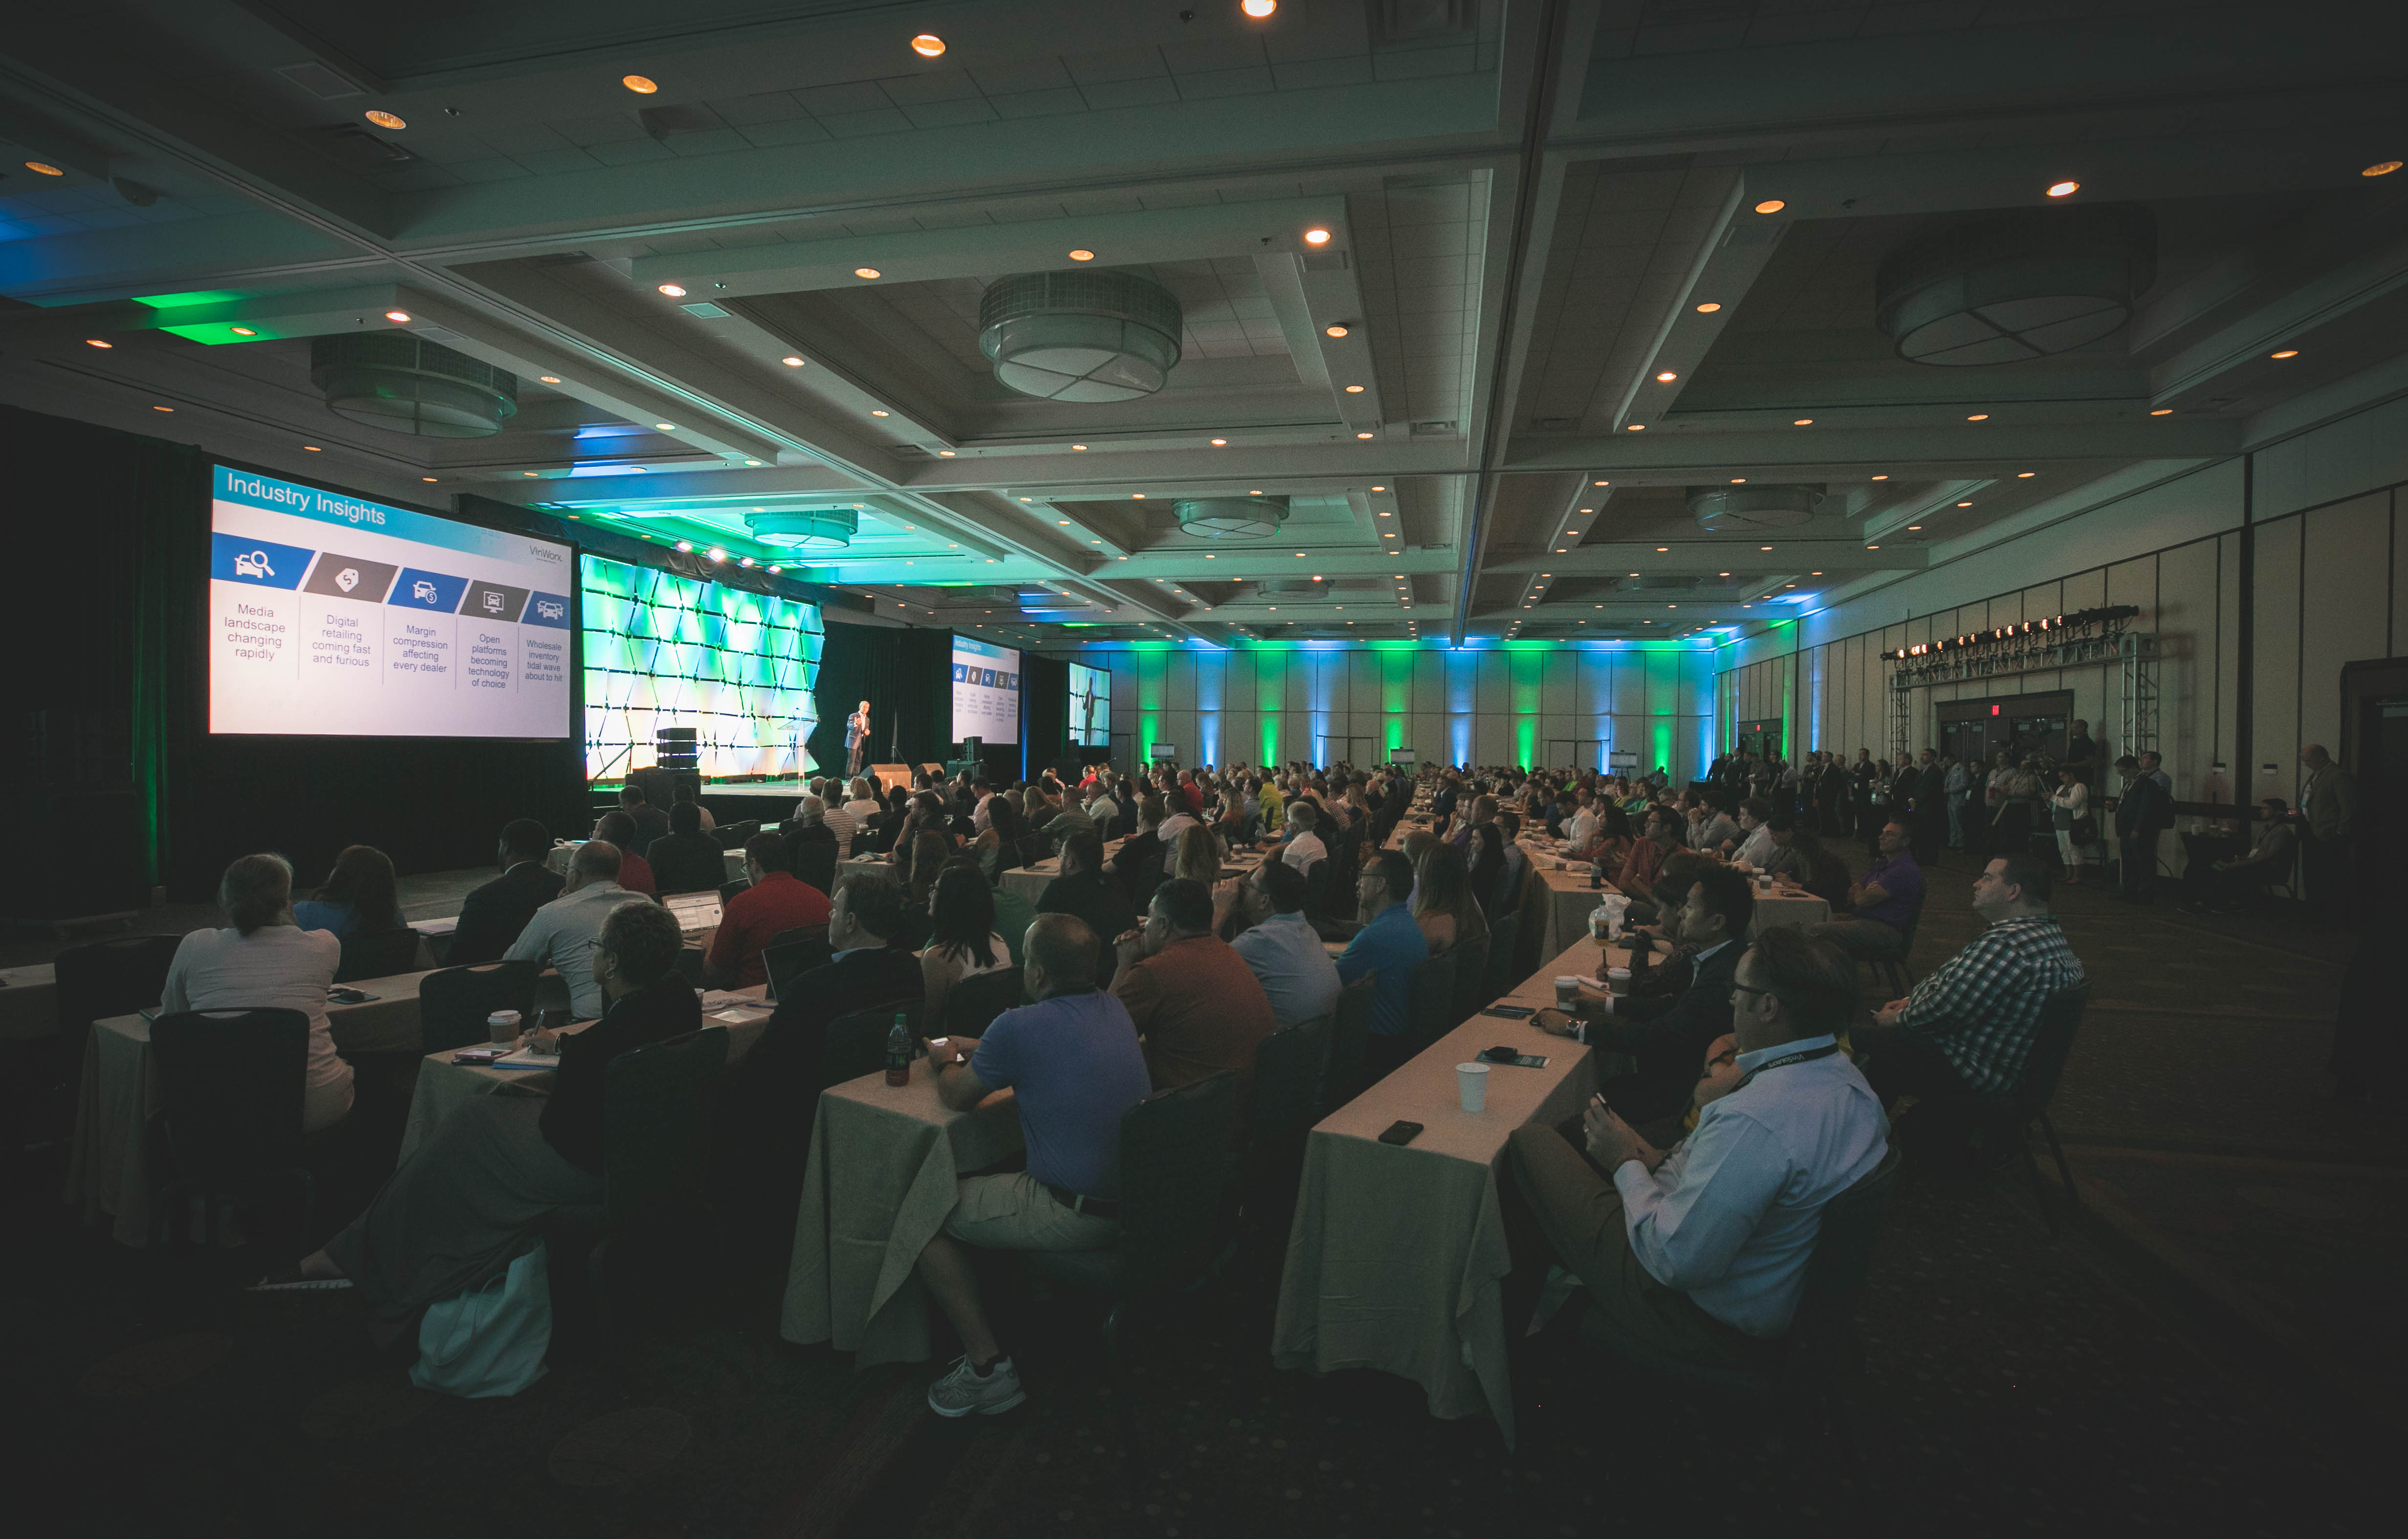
[234,549,275,579]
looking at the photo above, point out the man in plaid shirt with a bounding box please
[1855,851,2083,1105]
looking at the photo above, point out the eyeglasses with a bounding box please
[1729,982,1774,1002]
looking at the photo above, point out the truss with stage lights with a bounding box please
[1883,605,2156,758]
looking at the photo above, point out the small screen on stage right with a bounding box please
[1068,662,1110,747]
[951,636,1020,745]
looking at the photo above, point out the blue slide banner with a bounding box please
[211,531,312,590]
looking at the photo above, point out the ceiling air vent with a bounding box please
[1684,483,1825,531]
[1173,495,1289,541]
[978,269,1183,402]
[1876,204,2157,366]
[746,508,858,549]
[310,333,516,438]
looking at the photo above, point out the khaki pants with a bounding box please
[1506,1123,1767,1369]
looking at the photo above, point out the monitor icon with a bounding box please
[234,550,275,579]
[481,591,505,614]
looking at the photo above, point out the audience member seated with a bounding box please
[727,872,924,1244]
[1853,852,2084,1117]
[1339,848,1432,1081]
[1412,841,1488,957]
[1808,819,1924,963]
[1035,831,1137,982]
[1276,801,1329,874]
[593,812,657,896]
[1729,798,1777,870]
[703,834,832,991]
[647,801,726,895]
[1758,815,1849,908]
[1537,866,1752,1122]
[293,844,403,939]
[785,796,841,893]
[1171,823,1223,890]
[448,819,564,966]
[506,840,650,1019]
[1111,796,1168,910]
[1615,807,1687,921]
[1110,877,1276,1099]
[812,778,857,857]
[1216,857,1343,1027]
[2180,799,2299,913]
[617,782,671,853]
[986,860,1037,967]
[1506,929,1886,1370]
[842,777,885,828]
[919,866,1013,1022]
[672,784,716,835]
[163,853,352,1134]
[283,901,697,1336]
[1155,793,1202,873]
[915,914,1153,1418]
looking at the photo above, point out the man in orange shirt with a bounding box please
[703,832,831,990]
[1107,877,1275,1104]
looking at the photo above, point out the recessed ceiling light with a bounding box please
[654,422,675,431]
[1345,384,1366,393]
[2018,471,2036,478]
[854,267,881,280]
[938,449,955,457]
[1656,546,1668,552]
[1811,571,1822,575]
[423,476,438,483]
[1871,473,1888,480]
[365,110,406,130]
[1068,249,1094,262]
[2365,160,2404,177]
[744,459,762,466]
[1955,500,1972,506]
[539,374,561,383]
[1656,371,1678,383]
[1626,423,1644,431]
[304,445,320,452]
[152,404,173,412]
[1967,413,1989,421]
[523,470,538,477]
[1072,443,1087,450]
[1356,431,1373,439]
[24,160,64,176]
[657,284,686,297]
[84,338,111,348]
[1759,545,1772,550]
[2270,349,2299,359]
[1132,493,1145,498]
[1753,199,1785,214]
[1792,418,1813,426]
[384,310,411,323]
[2149,407,2173,416]
[1325,324,1349,338]
[781,356,805,367]
[911,33,946,56]
[2046,180,2080,198]
[872,410,889,417]
[1694,302,1721,314]
[623,75,659,94]
[1866,544,1879,550]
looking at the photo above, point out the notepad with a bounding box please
[492,1044,562,1069]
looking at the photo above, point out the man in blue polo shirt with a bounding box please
[914,913,1151,1419]
[1807,818,1924,964]
[1338,848,1430,1081]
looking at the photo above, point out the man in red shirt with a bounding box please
[703,832,830,989]
[594,812,656,896]
[1108,877,1275,1107]
[1615,806,1686,911]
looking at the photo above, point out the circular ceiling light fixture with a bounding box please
[1325,324,1349,337]
[1626,423,1645,431]
[1793,418,1813,425]
[2149,407,2173,415]
[854,267,881,280]
[1753,199,1785,214]
[657,284,685,297]
[911,34,946,57]
[979,268,1182,401]
[24,160,64,176]
[230,326,257,336]
[2270,349,2300,359]
[1356,431,1374,439]
[2046,180,2081,198]
[1967,413,1990,421]
[2365,160,2404,177]
[365,110,406,130]
[1175,495,1289,540]
[1694,302,1721,313]
[1684,482,1827,532]
[1210,437,1227,445]
[2018,470,2036,477]
[1068,249,1094,262]
[1876,202,2155,366]
[84,338,112,349]
[1302,227,1332,245]
[310,333,519,438]
[538,374,561,383]
[1243,0,1278,17]
[748,508,859,549]
[1656,371,1677,382]
[384,309,411,323]
[781,356,804,367]
[623,75,659,94]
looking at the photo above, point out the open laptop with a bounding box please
[662,891,723,933]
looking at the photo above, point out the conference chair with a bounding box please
[1988,983,2090,1232]
[1858,891,1925,1000]
[1481,913,1522,1002]
[1404,951,1461,1049]
[333,927,423,984]
[148,1009,318,1253]
[1572,1143,1901,1489]
[1239,1015,1334,1249]
[1321,978,1377,1115]
[819,997,925,1089]
[942,967,1024,1036]
[416,961,541,1055]
[1022,1071,1241,1463]
[541,1026,729,1346]
[717,879,752,904]
[1445,931,1491,1028]
[761,927,833,1002]
[33,932,183,1138]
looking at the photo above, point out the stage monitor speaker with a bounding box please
[871,762,911,793]
[625,765,697,808]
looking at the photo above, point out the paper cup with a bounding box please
[1553,975,1582,1007]
[486,1010,521,1047]
[1605,966,1632,996]
[1456,1062,1490,1113]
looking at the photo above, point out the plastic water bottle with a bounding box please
[885,1014,911,1086]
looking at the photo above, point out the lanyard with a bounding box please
[1733,1042,1840,1093]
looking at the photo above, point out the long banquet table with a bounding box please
[1271,933,1620,1450]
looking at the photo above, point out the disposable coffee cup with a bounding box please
[1553,975,1582,1007]
[1456,1062,1490,1113]
[487,1010,521,1047]
[1605,966,1632,996]
[1554,859,1567,871]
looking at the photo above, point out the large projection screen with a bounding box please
[209,465,573,738]
[951,636,1020,745]
[1068,661,1110,746]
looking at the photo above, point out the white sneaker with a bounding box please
[926,1354,1026,1417]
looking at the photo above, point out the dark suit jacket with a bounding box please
[446,860,564,965]
[1111,829,1165,910]
[539,973,702,1174]
[785,821,839,893]
[1036,868,1138,980]
[2115,774,2173,838]
[647,831,727,896]
[1595,938,1744,1121]
[627,803,672,852]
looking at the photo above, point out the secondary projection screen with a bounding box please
[1068,662,1110,746]
[580,555,822,780]
[209,465,573,737]
[951,636,1020,745]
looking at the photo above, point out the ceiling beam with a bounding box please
[1503,418,2241,471]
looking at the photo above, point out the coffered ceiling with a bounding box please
[2,0,2405,652]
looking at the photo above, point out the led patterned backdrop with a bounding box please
[580,555,823,780]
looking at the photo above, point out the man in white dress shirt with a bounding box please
[1276,801,1328,875]
[1506,927,1887,1365]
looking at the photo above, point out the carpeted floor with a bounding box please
[3,844,2395,1537]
